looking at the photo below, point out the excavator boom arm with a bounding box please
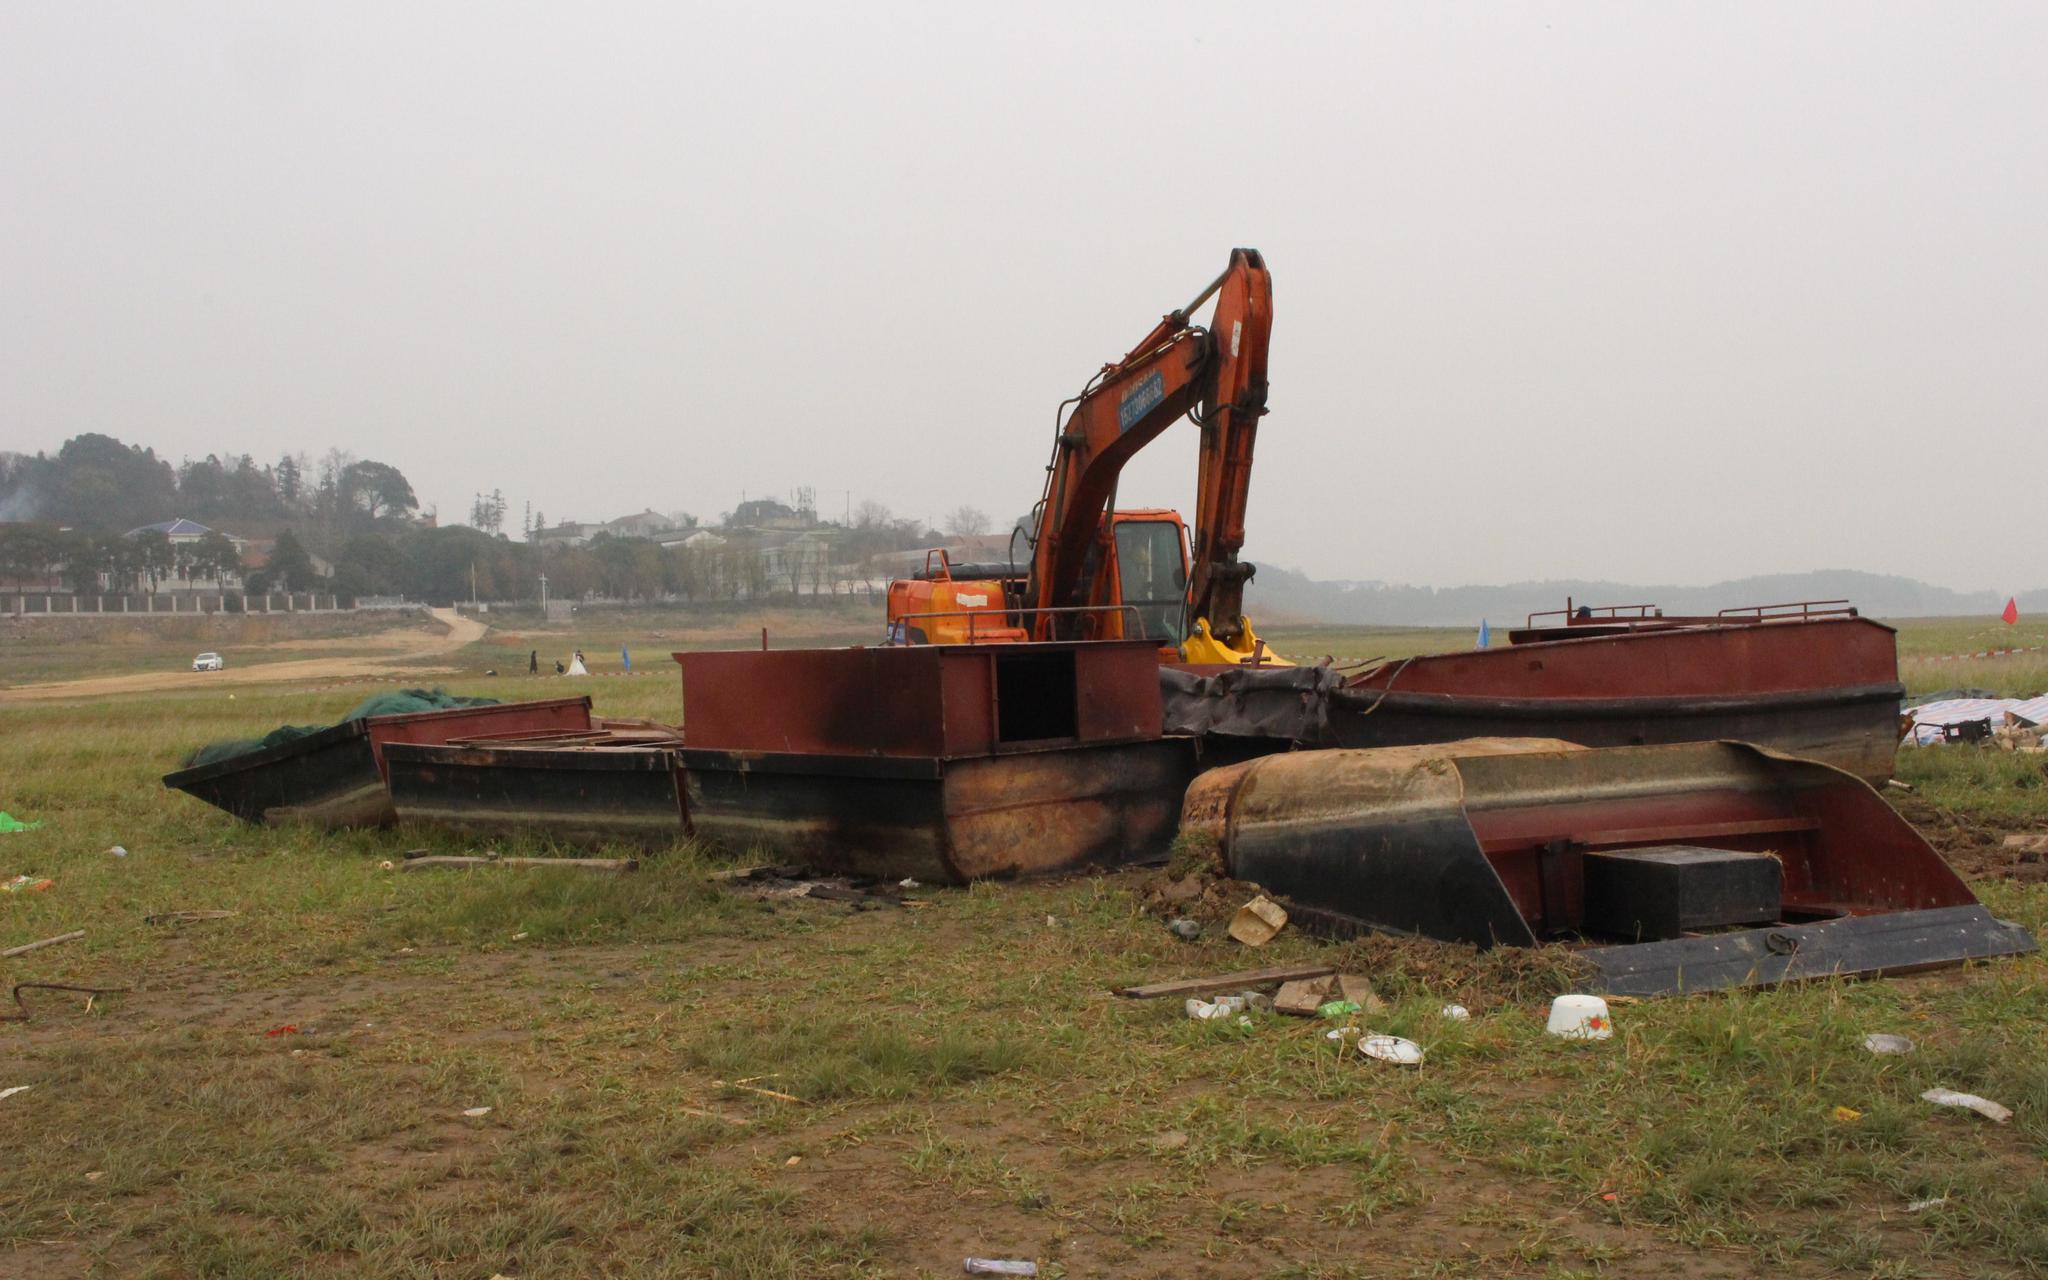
[1027,249,1272,646]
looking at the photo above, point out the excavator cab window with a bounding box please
[1113,519,1189,645]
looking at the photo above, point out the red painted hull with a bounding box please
[1333,617,1903,782]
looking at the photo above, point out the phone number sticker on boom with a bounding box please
[1117,370,1166,433]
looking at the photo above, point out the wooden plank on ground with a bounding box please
[1116,964,1336,1000]
[401,856,637,872]
[1,930,84,959]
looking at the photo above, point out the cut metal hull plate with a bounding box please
[1583,905,2038,997]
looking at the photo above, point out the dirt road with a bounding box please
[0,608,490,704]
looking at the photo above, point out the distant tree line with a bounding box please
[2,433,955,604]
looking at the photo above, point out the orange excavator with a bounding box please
[886,248,1287,665]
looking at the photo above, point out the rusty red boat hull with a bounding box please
[675,640,1192,882]
[1184,738,2034,995]
[681,738,1196,884]
[1329,617,1903,783]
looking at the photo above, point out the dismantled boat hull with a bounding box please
[1182,738,2034,995]
[676,639,1191,883]
[1166,616,1905,783]
[682,738,1196,884]
[384,733,686,849]
[162,697,595,829]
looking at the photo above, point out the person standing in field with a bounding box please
[529,649,538,675]
[622,645,632,674]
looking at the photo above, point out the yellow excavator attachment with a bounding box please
[1181,616,1293,667]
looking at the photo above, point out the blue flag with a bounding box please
[1476,619,1491,649]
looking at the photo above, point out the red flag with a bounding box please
[2002,597,2019,625]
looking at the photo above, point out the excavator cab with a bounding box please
[1105,511,1191,655]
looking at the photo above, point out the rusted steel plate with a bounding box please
[681,738,1195,884]
[1257,618,1908,782]
[384,741,685,849]
[365,696,592,779]
[676,641,1161,758]
[1583,905,2037,996]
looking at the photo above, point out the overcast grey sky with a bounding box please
[4,3,2044,590]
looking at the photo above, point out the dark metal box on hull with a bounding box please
[162,697,596,829]
[676,641,1195,883]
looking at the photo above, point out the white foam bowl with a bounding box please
[1546,993,1613,1040]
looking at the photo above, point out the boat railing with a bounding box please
[1526,597,1859,630]
[1716,600,1860,621]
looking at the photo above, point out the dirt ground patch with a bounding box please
[0,608,486,703]
[1893,792,2048,883]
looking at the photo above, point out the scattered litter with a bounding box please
[716,863,911,908]
[1317,999,1363,1021]
[1546,994,1613,1040]
[1044,915,1057,927]
[264,1024,299,1037]
[899,877,921,889]
[1905,1195,1950,1213]
[1166,917,1202,941]
[678,1107,748,1126]
[1440,1004,1471,1021]
[84,1171,104,1182]
[2,876,54,894]
[784,1155,801,1166]
[0,1086,31,1101]
[963,1260,1038,1277]
[511,932,529,941]
[378,860,395,872]
[106,846,128,858]
[1275,975,1335,1015]
[1185,997,1235,1021]
[1358,1035,1425,1066]
[1186,991,1271,1021]
[0,813,43,834]
[1,930,84,959]
[1227,895,1288,946]
[1833,1105,1863,1122]
[1921,1088,2012,1123]
[1599,1191,1618,1203]
[1863,1033,1915,1056]
[462,1106,493,1118]
[144,910,238,925]
[1333,974,1384,1013]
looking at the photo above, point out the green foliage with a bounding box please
[338,459,417,520]
[266,528,319,592]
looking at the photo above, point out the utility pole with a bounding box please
[539,571,548,607]
[470,561,477,610]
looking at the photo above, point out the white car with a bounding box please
[192,652,225,672]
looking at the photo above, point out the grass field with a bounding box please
[2,612,2045,1277]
